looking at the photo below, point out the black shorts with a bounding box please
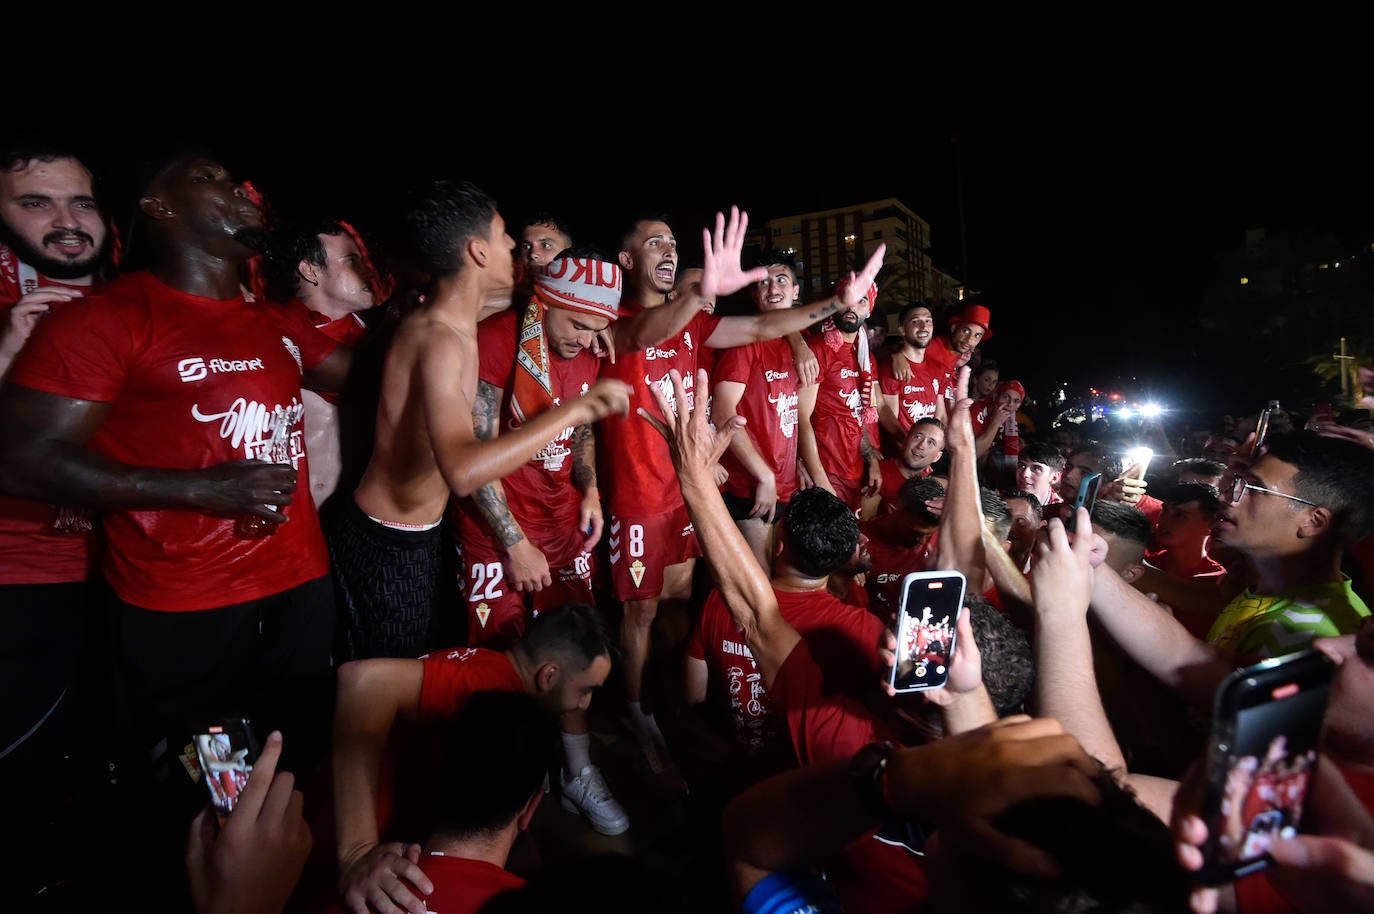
[721,491,786,525]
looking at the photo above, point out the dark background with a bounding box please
[51,83,1374,440]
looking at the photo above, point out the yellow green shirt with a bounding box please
[1206,576,1370,657]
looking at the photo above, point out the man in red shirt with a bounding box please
[797,276,883,519]
[264,218,379,508]
[873,417,946,514]
[597,210,882,779]
[711,252,805,571]
[876,302,948,453]
[330,602,616,914]
[0,149,353,910]
[0,143,115,902]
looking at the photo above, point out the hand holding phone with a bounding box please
[1194,649,1334,885]
[889,570,966,693]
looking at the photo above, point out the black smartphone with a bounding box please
[194,717,259,823]
[889,570,966,693]
[1075,471,1102,512]
[1195,649,1334,885]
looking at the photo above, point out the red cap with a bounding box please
[948,303,992,340]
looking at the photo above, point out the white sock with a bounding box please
[562,730,592,773]
[628,702,663,740]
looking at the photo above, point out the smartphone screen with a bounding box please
[1121,447,1153,481]
[194,718,259,822]
[889,571,966,693]
[1075,472,1102,512]
[1197,650,1333,884]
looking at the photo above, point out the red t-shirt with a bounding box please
[597,304,721,515]
[1145,547,1227,579]
[876,354,945,433]
[713,338,800,502]
[861,519,937,623]
[451,309,600,541]
[686,586,886,759]
[418,647,524,720]
[8,271,335,610]
[296,300,367,406]
[0,257,100,584]
[806,334,873,481]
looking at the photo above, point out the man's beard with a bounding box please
[905,334,930,350]
[0,219,104,280]
[834,313,864,334]
[232,226,273,254]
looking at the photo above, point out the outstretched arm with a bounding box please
[639,369,801,685]
[707,245,886,349]
[422,333,630,499]
[468,379,548,593]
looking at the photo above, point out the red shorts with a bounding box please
[607,504,701,601]
[460,524,595,648]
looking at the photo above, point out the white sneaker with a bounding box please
[560,765,629,836]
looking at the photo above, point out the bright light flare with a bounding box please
[1140,403,1163,418]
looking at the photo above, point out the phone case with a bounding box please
[194,718,259,821]
[1075,472,1102,511]
[1196,650,1333,885]
[889,570,966,693]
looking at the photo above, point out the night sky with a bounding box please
[62,85,1374,434]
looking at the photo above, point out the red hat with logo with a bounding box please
[948,303,993,340]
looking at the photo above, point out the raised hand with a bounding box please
[638,368,744,486]
[700,206,770,300]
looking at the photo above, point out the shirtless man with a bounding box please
[327,180,631,661]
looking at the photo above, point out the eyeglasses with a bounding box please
[1228,476,1319,509]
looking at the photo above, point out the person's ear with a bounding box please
[467,235,489,267]
[618,250,634,272]
[1297,506,1332,540]
[534,661,560,693]
[297,261,320,288]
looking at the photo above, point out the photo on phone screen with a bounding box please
[1075,471,1102,512]
[1197,650,1333,884]
[194,718,258,822]
[889,570,966,693]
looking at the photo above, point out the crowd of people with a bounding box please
[3,141,1374,914]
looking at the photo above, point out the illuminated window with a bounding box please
[1240,277,1249,285]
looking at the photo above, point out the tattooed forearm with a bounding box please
[570,423,597,492]
[472,380,500,440]
[473,482,524,547]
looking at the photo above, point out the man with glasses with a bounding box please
[1085,430,1374,710]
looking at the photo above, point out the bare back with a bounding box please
[354,307,478,525]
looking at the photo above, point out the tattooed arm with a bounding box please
[471,379,550,593]
[570,422,604,552]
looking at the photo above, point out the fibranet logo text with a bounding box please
[178,356,266,383]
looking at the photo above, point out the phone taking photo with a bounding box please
[889,570,966,693]
[1195,649,1333,885]
[1249,401,1279,459]
[194,717,259,823]
[1075,471,1102,513]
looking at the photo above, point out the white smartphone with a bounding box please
[889,570,966,693]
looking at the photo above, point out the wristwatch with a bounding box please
[847,740,897,817]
